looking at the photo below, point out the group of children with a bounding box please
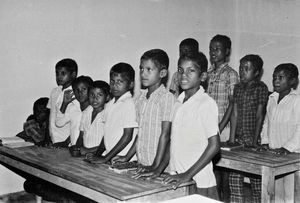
[19,34,299,203]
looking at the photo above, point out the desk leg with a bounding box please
[295,170,300,203]
[262,166,275,203]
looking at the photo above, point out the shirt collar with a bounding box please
[112,91,132,103]
[269,89,298,98]
[209,62,228,73]
[141,84,166,99]
[178,86,205,103]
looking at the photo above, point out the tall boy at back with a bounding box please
[229,55,269,203]
[115,49,176,177]
[207,34,239,201]
[260,63,300,203]
[86,63,138,163]
[169,38,199,97]
[164,52,220,200]
[47,58,79,147]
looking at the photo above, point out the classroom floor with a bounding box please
[0,184,252,203]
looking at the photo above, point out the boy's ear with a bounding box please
[71,72,77,79]
[200,71,208,82]
[160,69,167,78]
[225,48,231,57]
[129,81,134,90]
[106,95,110,102]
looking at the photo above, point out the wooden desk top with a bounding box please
[220,148,300,168]
[0,146,193,201]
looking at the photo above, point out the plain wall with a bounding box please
[0,0,299,195]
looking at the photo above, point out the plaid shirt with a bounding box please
[135,85,176,166]
[207,63,239,125]
[234,80,269,145]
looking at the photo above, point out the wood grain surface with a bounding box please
[0,146,194,201]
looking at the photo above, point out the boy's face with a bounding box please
[178,59,202,91]
[110,73,132,99]
[34,105,49,123]
[239,60,258,84]
[179,45,196,56]
[56,67,75,88]
[209,40,228,65]
[273,70,292,94]
[73,82,89,104]
[139,59,166,88]
[89,88,107,110]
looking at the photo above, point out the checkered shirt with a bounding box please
[234,80,269,145]
[207,63,239,125]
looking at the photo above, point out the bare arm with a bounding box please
[219,95,234,133]
[102,128,134,162]
[229,102,238,143]
[151,121,171,168]
[253,104,265,147]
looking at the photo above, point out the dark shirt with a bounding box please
[234,80,269,145]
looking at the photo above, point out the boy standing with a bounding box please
[86,63,138,163]
[47,58,79,147]
[261,63,300,203]
[115,49,176,178]
[229,55,269,203]
[207,34,239,201]
[164,52,220,200]
[169,38,199,97]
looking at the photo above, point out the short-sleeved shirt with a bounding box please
[234,80,269,145]
[104,91,138,156]
[135,85,176,166]
[207,63,239,125]
[261,90,300,152]
[170,87,219,188]
[47,86,81,143]
[80,106,105,149]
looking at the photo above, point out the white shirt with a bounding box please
[80,106,105,148]
[170,87,219,188]
[261,90,300,152]
[104,92,138,156]
[47,86,80,144]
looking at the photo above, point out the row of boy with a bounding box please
[20,34,299,203]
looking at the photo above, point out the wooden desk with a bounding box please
[0,146,195,202]
[216,148,300,203]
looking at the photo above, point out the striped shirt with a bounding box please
[207,63,239,124]
[135,85,176,166]
[234,80,269,145]
[261,90,300,152]
[80,106,105,149]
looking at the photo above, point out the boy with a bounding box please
[169,38,199,97]
[75,80,110,154]
[16,97,50,146]
[47,58,79,147]
[114,49,176,178]
[260,63,300,202]
[207,34,239,201]
[57,75,93,151]
[86,63,138,163]
[229,55,269,203]
[164,52,220,200]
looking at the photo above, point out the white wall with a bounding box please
[0,0,299,195]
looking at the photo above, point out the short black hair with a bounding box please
[240,54,264,78]
[55,58,78,75]
[210,34,231,50]
[90,80,110,97]
[110,62,135,84]
[274,63,299,80]
[141,49,169,70]
[33,97,49,112]
[178,52,208,73]
[72,75,93,91]
[180,38,199,51]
